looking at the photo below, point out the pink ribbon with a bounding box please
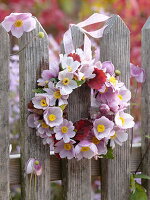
[63,13,110,59]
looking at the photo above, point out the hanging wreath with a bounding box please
[1,12,134,160]
[27,47,134,160]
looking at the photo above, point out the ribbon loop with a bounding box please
[63,13,110,57]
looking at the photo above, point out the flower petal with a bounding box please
[23,17,36,32]
[11,26,24,38]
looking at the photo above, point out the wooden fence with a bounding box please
[0,14,149,200]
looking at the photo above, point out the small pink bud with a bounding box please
[99,104,110,114]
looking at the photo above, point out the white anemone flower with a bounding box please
[117,86,131,104]
[56,71,77,95]
[61,56,80,73]
[115,111,135,129]
[93,116,114,140]
[106,74,124,91]
[75,64,95,81]
[54,119,76,143]
[110,129,128,148]
[44,82,69,106]
[44,107,63,127]
[32,94,50,110]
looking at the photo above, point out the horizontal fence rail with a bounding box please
[10,145,141,185]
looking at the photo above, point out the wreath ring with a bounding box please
[27,48,134,160]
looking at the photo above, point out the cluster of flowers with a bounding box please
[27,48,135,160]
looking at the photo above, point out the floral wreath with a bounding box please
[27,47,134,160]
[1,12,135,160]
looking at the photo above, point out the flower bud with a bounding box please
[38,32,44,38]
[99,104,110,114]
[115,70,121,76]
[34,160,39,165]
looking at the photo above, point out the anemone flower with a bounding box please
[54,139,75,159]
[25,158,42,176]
[54,119,75,143]
[2,13,36,38]
[44,107,63,127]
[75,140,98,160]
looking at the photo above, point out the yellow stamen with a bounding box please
[118,94,123,100]
[97,124,105,133]
[68,66,72,72]
[61,126,68,134]
[110,133,117,139]
[14,20,23,27]
[82,76,85,81]
[92,137,100,145]
[40,99,48,107]
[109,76,117,86]
[81,146,90,152]
[41,122,49,129]
[48,114,56,121]
[64,143,72,150]
[53,91,61,99]
[120,117,125,125]
[62,78,70,85]
[45,80,49,84]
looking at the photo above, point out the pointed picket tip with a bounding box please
[103,14,130,35]
[22,17,49,39]
[142,16,150,30]
[0,24,10,45]
[70,25,84,49]
[21,17,49,48]
[34,17,49,40]
[0,23,8,33]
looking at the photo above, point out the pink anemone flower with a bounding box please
[54,119,75,143]
[93,116,114,140]
[54,139,75,159]
[75,140,98,160]
[2,13,36,38]
[44,107,63,127]
[25,158,42,176]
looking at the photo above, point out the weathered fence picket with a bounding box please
[100,15,130,200]
[19,19,51,200]
[141,17,150,197]
[61,26,91,200]
[0,14,150,200]
[0,25,10,200]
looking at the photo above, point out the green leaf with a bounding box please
[130,174,136,193]
[145,135,150,139]
[129,182,147,200]
[32,88,46,93]
[133,174,150,180]
[50,78,59,83]
[75,80,85,86]
[59,104,67,111]
[102,147,114,159]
